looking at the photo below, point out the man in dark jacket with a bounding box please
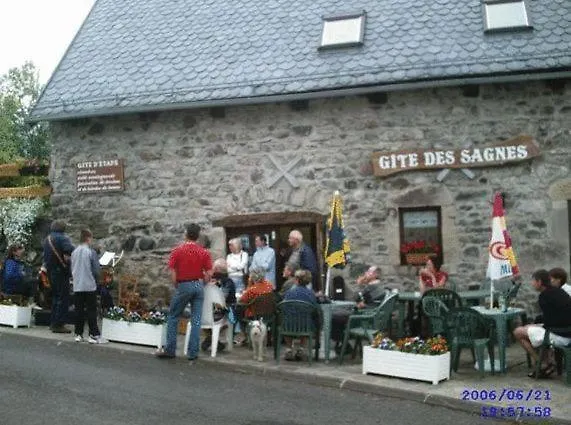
[287,230,320,292]
[43,220,75,333]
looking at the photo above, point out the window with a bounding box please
[399,207,443,266]
[319,12,366,49]
[483,0,532,32]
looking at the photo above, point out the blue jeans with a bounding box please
[165,281,204,359]
[230,276,244,294]
[50,270,70,327]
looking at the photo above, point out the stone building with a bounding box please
[31,0,571,313]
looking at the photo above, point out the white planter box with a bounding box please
[0,305,32,328]
[101,318,167,348]
[362,346,450,385]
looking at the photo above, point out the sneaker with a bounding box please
[284,349,295,361]
[74,335,84,342]
[88,335,108,344]
[155,348,176,359]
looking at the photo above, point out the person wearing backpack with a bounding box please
[42,220,75,333]
[1,244,36,302]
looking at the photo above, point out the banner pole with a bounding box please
[490,280,494,309]
[325,267,331,297]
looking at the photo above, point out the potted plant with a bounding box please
[400,240,441,265]
[101,307,167,348]
[0,297,32,328]
[362,333,450,385]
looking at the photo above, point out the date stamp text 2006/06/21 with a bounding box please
[461,388,552,402]
[460,389,553,419]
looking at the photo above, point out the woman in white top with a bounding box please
[226,238,248,294]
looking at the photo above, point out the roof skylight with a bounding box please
[483,0,533,32]
[320,12,366,49]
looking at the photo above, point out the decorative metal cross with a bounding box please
[436,142,476,182]
[266,154,302,188]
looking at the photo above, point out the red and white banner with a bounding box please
[486,192,520,281]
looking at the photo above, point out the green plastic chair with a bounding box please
[275,300,321,365]
[421,297,449,337]
[422,288,463,309]
[338,293,399,365]
[242,292,278,353]
[504,282,521,306]
[445,307,496,378]
[534,326,571,386]
[419,289,462,338]
[504,282,522,347]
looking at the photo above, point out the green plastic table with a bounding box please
[395,289,493,337]
[319,300,356,363]
[472,305,527,373]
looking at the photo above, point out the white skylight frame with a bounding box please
[482,0,533,33]
[319,11,366,49]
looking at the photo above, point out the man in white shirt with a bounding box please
[250,235,276,288]
[550,268,571,296]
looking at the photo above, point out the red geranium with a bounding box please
[400,240,441,254]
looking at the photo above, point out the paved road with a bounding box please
[0,333,501,425]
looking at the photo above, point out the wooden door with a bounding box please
[219,212,324,291]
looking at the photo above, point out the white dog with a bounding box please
[249,319,267,362]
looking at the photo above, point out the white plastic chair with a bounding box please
[183,284,233,357]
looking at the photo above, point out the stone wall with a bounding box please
[49,80,571,314]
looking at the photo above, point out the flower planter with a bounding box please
[101,318,167,348]
[0,305,32,328]
[362,346,450,385]
[405,253,435,265]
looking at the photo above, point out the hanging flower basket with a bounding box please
[0,163,21,177]
[0,161,49,177]
[0,185,52,199]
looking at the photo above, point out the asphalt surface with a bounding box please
[0,333,506,425]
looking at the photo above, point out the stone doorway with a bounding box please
[213,212,325,291]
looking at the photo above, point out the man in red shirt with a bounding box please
[156,224,212,361]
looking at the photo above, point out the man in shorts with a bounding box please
[513,269,571,378]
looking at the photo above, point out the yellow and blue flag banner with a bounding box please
[325,191,350,268]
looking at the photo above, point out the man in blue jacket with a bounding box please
[287,230,320,293]
[43,220,75,333]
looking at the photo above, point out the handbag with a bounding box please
[47,236,69,269]
[226,305,237,324]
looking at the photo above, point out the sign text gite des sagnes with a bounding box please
[371,135,540,177]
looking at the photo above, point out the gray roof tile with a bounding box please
[31,0,571,120]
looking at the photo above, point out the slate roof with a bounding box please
[31,0,571,121]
